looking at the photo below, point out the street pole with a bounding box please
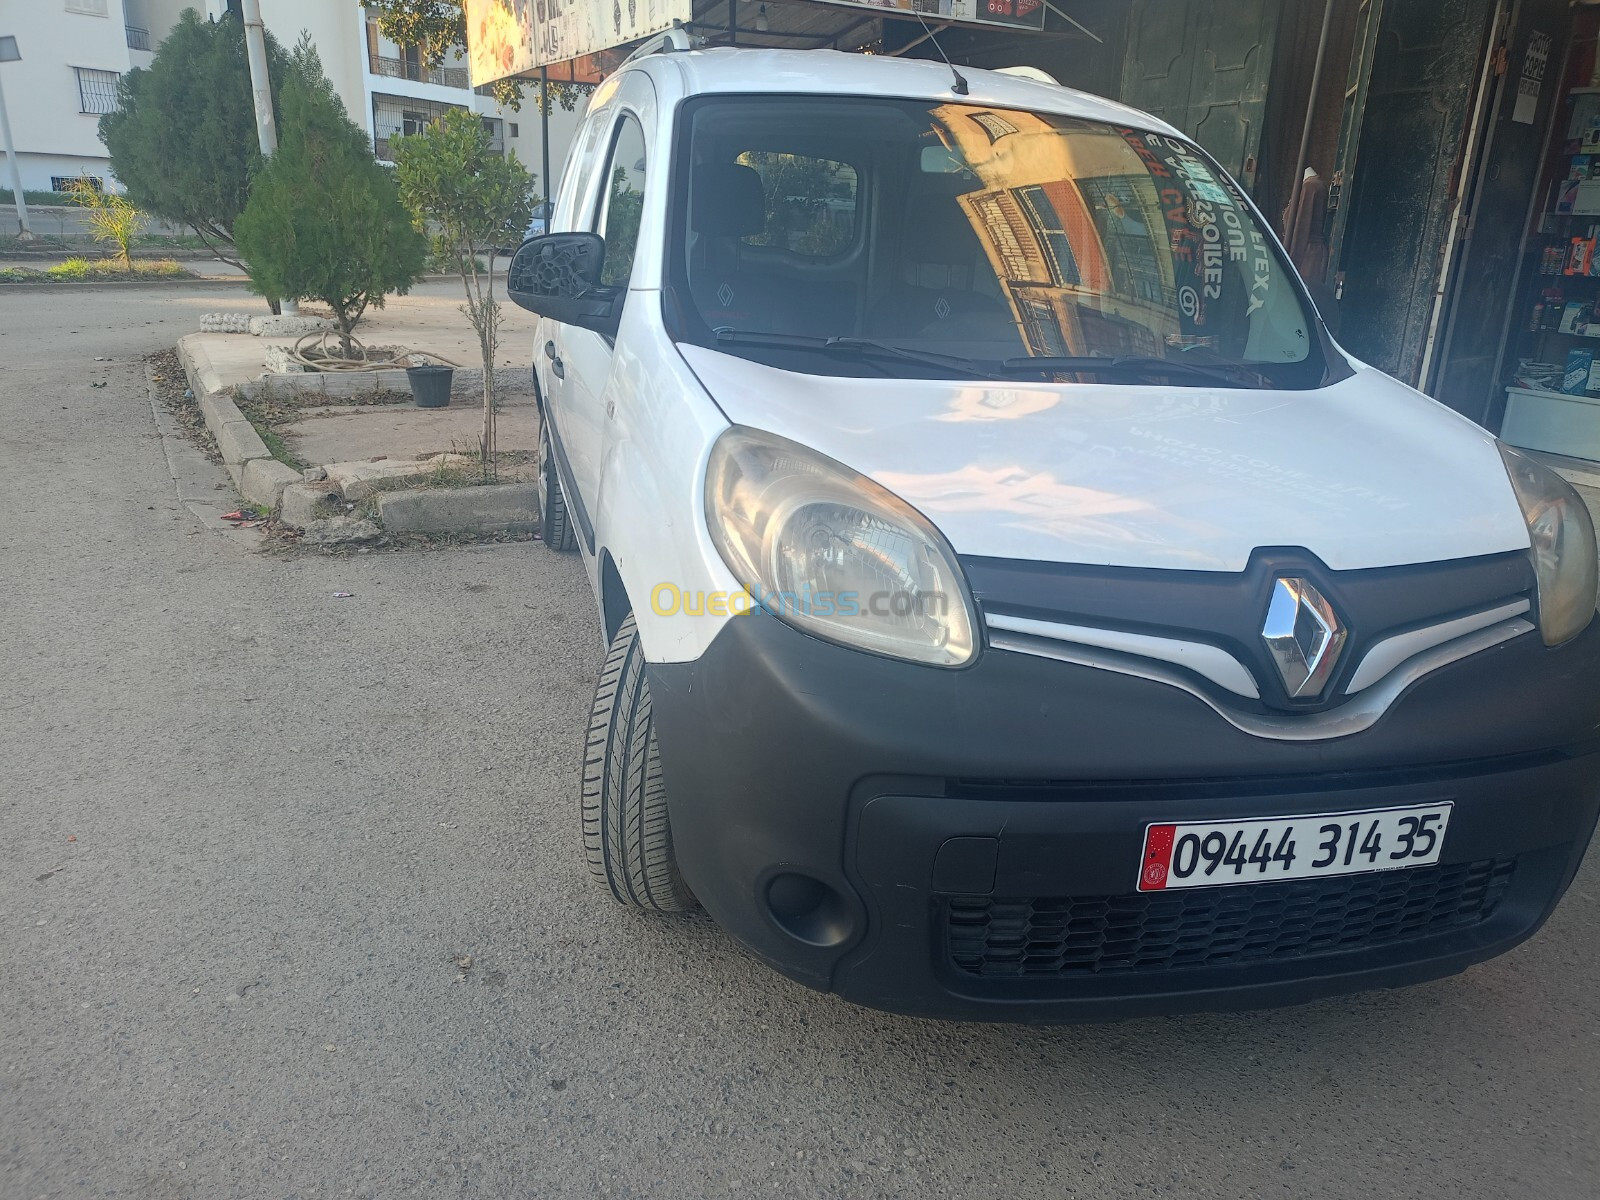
[239,0,296,312]
[0,36,31,241]
[539,66,552,226]
[240,0,278,157]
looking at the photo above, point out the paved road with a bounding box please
[3,284,1599,1200]
[2,204,189,242]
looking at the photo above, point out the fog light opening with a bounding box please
[764,872,855,948]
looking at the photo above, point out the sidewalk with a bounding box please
[174,283,545,538]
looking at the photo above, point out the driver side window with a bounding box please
[594,115,648,289]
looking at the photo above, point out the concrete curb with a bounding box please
[376,483,541,536]
[177,335,275,494]
[241,459,304,510]
[142,360,260,544]
[0,276,252,292]
[177,335,543,538]
[0,271,468,292]
[247,365,518,404]
[177,333,230,400]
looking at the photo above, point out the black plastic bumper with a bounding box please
[647,614,1600,1023]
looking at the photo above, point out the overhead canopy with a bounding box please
[466,0,1061,88]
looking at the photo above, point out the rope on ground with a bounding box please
[286,330,465,372]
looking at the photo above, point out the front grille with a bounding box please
[946,858,1517,979]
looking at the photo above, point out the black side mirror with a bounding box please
[508,232,622,337]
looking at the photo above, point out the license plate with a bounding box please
[1138,803,1453,892]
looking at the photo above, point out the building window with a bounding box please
[65,0,109,16]
[75,67,121,114]
[125,25,151,51]
[480,117,505,156]
[969,112,1019,143]
[371,93,464,160]
[52,175,104,193]
[509,123,519,139]
[1016,185,1083,288]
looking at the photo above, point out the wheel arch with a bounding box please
[599,549,631,645]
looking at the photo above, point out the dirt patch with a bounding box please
[145,349,221,465]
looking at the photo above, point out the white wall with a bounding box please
[249,0,368,129]
[0,0,136,191]
[501,99,585,209]
[0,0,586,201]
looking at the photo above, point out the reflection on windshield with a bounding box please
[673,97,1326,389]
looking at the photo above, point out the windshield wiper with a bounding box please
[712,329,999,380]
[1000,355,1273,389]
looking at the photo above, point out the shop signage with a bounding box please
[467,0,691,85]
[810,0,1044,33]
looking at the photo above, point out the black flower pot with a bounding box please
[406,364,453,408]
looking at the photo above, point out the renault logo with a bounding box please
[1262,578,1348,699]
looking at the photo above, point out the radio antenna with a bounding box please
[913,13,969,96]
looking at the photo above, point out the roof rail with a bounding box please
[615,22,701,71]
[994,65,1060,86]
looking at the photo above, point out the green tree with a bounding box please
[98,9,288,269]
[361,0,590,113]
[392,108,536,476]
[234,42,426,356]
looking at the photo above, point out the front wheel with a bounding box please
[581,614,695,913]
[539,417,578,552]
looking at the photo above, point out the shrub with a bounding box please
[64,176,143,268]
[234,41,426,355]
[47,258,92,279]
[98,11,291,270]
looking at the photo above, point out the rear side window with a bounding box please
[596,115,648,287]
[734,151,858,258]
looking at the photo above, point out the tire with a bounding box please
[539,417,578,552]
[582,614,696,913]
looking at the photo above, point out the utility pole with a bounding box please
[539,66,552,228]
[239,1,296,312]
[0,35,31,241]
[240,0,278,157]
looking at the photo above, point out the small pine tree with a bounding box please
[235,41,426,355]
[99,11,289,269]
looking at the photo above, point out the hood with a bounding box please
[677,345,1531,573]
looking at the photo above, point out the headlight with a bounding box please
[705,427,978,668]
[1499,444,1598,646]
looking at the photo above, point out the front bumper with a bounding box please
[647,613,1600,1023]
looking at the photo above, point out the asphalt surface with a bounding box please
[1,204,188,242]
[3,284,1599,1200]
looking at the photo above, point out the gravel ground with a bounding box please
[1,283,1598,1200]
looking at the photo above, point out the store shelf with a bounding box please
[1503,387,1600,461]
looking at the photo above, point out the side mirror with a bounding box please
[508,232,622,337]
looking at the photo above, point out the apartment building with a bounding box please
[0,0,161,191]
[0,2,581,203]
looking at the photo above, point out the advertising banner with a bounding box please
[811,0,1044,33]
[467,0,692,86]
[467,0,1046,86]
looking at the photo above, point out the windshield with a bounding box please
[667,96,1334,389]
